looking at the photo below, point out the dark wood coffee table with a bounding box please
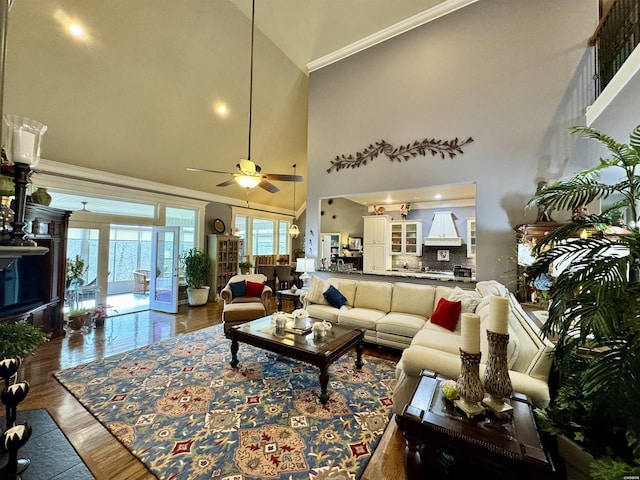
[400,370,556,479]
[229,316,364,404]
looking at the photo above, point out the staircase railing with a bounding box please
[589,0,640,96]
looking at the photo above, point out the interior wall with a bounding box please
[319,197,368,247]
[306,0,598,285]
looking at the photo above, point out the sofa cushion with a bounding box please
[306,275,330,305]
[354,281,393,312]
[376,312,426,338]
[229,280,247,298]
[430,298,462,331]
[411,328,461,356]
[245,280,265,297]
[391,283,436,317]
[324,285,347,308]
[328,278,358,306]
[338,308,387,330]
[306,303,343,323]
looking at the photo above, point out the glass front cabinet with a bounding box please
[390,221,422,256]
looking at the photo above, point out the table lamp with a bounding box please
[295,258,315,289]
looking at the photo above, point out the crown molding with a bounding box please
[34,158,293,216]
[306,0,480,73]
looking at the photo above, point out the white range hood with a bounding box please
[424,211,463,247]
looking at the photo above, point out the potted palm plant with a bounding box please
[181,248,211,306]
[526,124,640,478]
[239,260,253,274]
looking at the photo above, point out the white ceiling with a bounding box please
[5,0,465,212]
[228,0,449,72]
[343,182,476,207]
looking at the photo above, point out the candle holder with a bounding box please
[482,330,513,416]
[454,349,485,417]
[0,115,47,247]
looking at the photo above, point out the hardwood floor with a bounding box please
[17,298,407,479]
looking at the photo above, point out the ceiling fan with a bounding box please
[187,0,303,194]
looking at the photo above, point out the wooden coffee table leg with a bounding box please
[230,336,239,368]
[355,339,364,369]
[318,367,329,404]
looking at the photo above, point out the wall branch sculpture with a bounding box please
[327,136,474,173]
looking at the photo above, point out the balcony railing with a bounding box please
[589,0,640,96]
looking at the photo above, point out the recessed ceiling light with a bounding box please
[434,193,442,200]
[214,103,229,116]
[69,23,84,37]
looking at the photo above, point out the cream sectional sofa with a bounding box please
[300,276,555,410]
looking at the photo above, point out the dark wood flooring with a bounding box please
[16,298,406,480]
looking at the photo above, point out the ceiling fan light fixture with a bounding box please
[235,175,261,189]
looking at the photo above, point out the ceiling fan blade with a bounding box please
[259,180,280,193]
[187,167,234,175]
[216,178,237,187]
[262,173,303,182]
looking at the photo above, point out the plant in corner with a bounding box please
[526,124,640,479]
[181,248,211,306]
[0,322,49,360]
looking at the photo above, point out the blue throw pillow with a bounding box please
[229,280,246,298]
[323,285,347,308]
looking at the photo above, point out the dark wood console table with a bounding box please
[400,370,555,479]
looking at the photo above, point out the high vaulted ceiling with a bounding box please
[4,0,451,211]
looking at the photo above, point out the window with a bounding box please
[233,209,291,260]
[166,207,196,255]
[252,218,275,255]
[108,225,152,282]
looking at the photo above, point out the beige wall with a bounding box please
[306,0,598,285]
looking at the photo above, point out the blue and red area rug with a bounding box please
[54,324,397,480]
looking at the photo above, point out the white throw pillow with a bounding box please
[447,287,481,332]
[448,287,481,314]
[306,275,330,305]
[475,280,510,298]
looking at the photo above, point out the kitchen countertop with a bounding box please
[315,269,476,286]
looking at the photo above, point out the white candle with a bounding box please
[488,296,509,334]
[461,313,480,354]
[12,130,36,165]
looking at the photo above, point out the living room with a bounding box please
[1,0,639,478]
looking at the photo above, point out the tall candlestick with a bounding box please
[488,296,509,334]
[461,313,480,354]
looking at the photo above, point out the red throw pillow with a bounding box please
[245,280,265,297]
[430,298,462,332]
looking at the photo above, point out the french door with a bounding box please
[149,226,180,313]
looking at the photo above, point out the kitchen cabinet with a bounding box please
[466,217,476,258]
[363,215,391,273]
[390,221,422,256]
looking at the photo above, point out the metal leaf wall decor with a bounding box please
[327,136,474,173]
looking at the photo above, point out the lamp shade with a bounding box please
[4,115,47,167]
[235,175,261,189]
[295,258,316,273]
[288,224,300,238]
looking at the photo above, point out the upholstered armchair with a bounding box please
[220,274,273,308]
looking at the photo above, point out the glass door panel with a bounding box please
[149,226,180,313]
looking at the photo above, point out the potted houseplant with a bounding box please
[67,307,88,331]
[181,248,211,306]
[0,322,49,361]
[86,304,117,328]
[239,260,253,274]
[0,322,49,389]
[526,124,640,478]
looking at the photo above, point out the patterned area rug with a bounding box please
[54,324,397,480]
